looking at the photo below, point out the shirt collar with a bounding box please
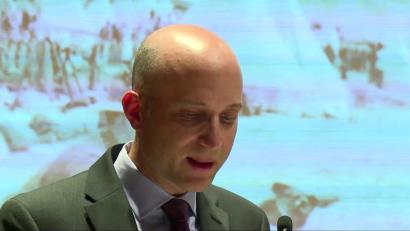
[114,141,197,220]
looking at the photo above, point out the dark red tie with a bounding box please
[161,198,190,231]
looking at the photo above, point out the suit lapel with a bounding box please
[84,188,136,230]
[197,190,229,231]
[83,144,138,231]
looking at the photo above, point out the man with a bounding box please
[0,24,270,231]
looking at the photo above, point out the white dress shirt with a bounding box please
[114,141,198,231]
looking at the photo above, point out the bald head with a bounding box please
[131,24,241,94]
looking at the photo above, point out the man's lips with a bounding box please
[186,157,214,169]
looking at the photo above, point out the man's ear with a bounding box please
[122,90,142,130]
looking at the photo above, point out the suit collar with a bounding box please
[84,144,138,230]
[113,142,197,220]
[197,188,229,230]
[84,144,123,200]
[82,144,230,231]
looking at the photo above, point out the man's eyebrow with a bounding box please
[177,101,242,109]
[178,100,206,107]
[226,103,242,110]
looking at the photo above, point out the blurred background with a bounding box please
[1,0,410,230]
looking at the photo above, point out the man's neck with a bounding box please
[127,140,188,197]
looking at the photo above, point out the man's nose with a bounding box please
[198,119,223,149]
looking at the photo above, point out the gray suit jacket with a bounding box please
[0,144,270,230]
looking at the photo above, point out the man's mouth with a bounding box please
[186,157,214,169]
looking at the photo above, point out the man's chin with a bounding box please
[183,177,215,192]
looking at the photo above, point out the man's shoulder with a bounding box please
[0,171,93,230]
[5,171,89,211]
[5,143,120,208]
[205,184,265,215]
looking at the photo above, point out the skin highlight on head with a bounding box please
[122,24,243,196]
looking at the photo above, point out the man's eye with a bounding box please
[182,113,201,119]
[220,114,237,124]
[177,112,204,123]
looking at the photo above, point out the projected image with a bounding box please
[1,0,410,230]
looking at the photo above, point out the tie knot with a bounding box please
[161,198,190,222]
